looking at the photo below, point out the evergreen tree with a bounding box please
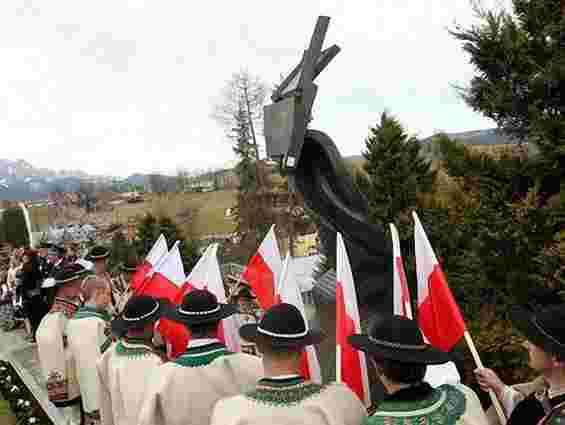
[1,208,29,248]
[450,1,565,197]
[135,213,160,258]
[108,232,130,273]
[157,216,183,248]
[362,112,436,237]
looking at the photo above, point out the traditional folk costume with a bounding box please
[485,306,565,425]
[96,296,168,425]
[138,289,263,425]
[347,315,488,425]
[67,301,112,424]
[211,303,367,425]
[36,264,88,425]
[86,246,119,316]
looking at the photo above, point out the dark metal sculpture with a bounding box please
[264,16,393,314]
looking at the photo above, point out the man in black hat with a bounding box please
[211,303,367,425]
[229,284,261,356]
[475,305,565,424]
[96,295,168,425]
[347,314,487,425]
[86,245,117,316]
[36,263,89,425]
[138,289,263,425]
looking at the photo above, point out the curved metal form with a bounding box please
[290,129,393,313]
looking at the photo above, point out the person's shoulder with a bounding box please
[225,352,262,366]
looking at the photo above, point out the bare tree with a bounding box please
[212,69,269,162]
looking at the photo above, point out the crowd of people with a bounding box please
[1,242,565,425]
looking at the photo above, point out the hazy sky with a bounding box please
[0,0,511,178]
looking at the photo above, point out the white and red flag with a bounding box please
[241,225,282,310]
[390,223,413,318]
[336,233,370,406]
[137,241,184,303]
[413,211,465,352]
[390,222,461,386]
[131,234,168,291]
[275,253,322,384]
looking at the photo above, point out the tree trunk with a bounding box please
[242,85,263,188]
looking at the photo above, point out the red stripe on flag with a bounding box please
[242,254,275,310]
[158,318,189,359]
[137,273,179,303]
[299,351,311,381]
[418,265,465,352]
[336,282,366,403]
[130,261,151,290]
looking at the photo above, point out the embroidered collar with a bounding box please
[115,338,157,358]
[174,342,232,368]
[368,384,466,425]
[73,305,111,322]
[246,377,325,406]
[50,297,81,318]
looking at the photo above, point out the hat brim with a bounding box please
[87,252,110,261]
[347,334,452,365]
[111,301,168,336]
[511,306,565,358]
[164,303,238,326]
[239,324,325,349]
[121,265,138,272]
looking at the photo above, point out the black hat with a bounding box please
[39,242,53,249]
[511,305,565,359]
[166,289,237,326]
[239,303,325,349]
[348,315,451,365]
[111,296,168,335]
[121,258,139,273]
[86,246,110,261]
[54,263,89,285]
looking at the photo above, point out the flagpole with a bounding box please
[464,331,507,424]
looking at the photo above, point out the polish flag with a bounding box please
[390,222,461,386]
[275,253,322,384]
[137,241,184,303]
[413,211,465,352]
[162,244,215,358]
[241,225,282,310]
[336,233,370,406]
[390,224,413,319]
[196,243,240,353]
[131,234,168,291]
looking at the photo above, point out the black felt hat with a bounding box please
[348,315,451,365]
[54,263,89,286]
[239,303,325,349]
[511,305,565,359]
[166,289,237,326]
[111,296,168,335]
[120,258,139,273]
[86,246,110,261]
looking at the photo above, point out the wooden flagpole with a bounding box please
[464,331,507,424]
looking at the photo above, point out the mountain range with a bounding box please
[0,128,523,201]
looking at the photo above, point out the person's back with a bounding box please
[138,289,264,425]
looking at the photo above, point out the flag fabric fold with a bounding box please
[131,234,168,290]
[276,253,322,384]
[137,241,184,303]
[413,211,466,352]
[390,222,461,387]
[336,233,370,406]
[241,225,282,310]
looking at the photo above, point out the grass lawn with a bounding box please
[0,395,16,425]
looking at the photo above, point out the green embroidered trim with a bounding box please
[174,348,233,368]
[246,382,325,406]
[73,306,111,322]
[366,385,466,425]
[115,340,156,358]
[100,338,112,354]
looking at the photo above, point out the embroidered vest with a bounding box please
[246,377,326,406]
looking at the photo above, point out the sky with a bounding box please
[0,0,512,178]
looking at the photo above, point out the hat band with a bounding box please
[368,336,428,351]
[178,304,221,316]
[123,301,160,321]
[532,317,565,348]
[257,326,308,339]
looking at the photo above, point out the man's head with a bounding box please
[348,314,451,388]
[111,295,165,339]
[512,304,565,374]
[86,246,110,272]
[82,276,111,309]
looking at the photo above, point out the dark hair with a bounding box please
[373,357,427,384]
[187,322,219,338]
